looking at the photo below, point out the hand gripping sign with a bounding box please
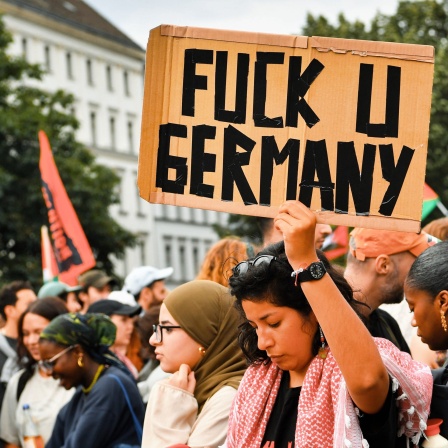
[138,25,434,231]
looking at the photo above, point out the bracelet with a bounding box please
[291,268,304,286]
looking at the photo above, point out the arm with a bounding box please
[0,371,20,446]
[275,201,389,414]
[142,380,198,448]
[187,386,236,448]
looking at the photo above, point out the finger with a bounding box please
[186,371,196,394]
[178,363,191,376]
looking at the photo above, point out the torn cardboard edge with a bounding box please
[149,192,421,233]
[158,24,434,62]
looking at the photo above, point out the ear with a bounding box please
[3,304,15,319]
[72,344,85,358]
[373,254,391,275]
[437,290,448,314]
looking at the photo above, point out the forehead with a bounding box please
[405,287,434,305]
[38,339,63,357]
[23,313,50,329]
[151,280,166,290]
[242,300,285,320]
[159,303,177,324]
[16,289,37,302]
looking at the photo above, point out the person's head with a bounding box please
[17,296,68,372]
[87,295,141,351]
[196,237,254,287]
[346,228,437,305]
[0,281,37,324]
[78,269,118,309]
[229,242,362,370]
[150,280,246,409]
[123,266,173,311]
[257,217,282,247]
[38,313,120,390]
[404,240,447,351]
[37,281,82,313]
[422,217,448,241]
[134,305,161,363]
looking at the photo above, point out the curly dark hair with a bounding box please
[229,241,365,365]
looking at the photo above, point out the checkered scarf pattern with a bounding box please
[224,338,432,448]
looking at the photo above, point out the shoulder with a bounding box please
[94,366,140,399]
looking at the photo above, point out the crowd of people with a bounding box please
[0,203,446,447]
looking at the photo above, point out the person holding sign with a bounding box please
[223,201,432,448]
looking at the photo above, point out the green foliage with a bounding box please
[0,15,136,287]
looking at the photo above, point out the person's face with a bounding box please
[150,281,169,305]
[314,224,332,249]
[38,341,81,389]
[149,304,202,373]
[140,281,169,310]
[22,313,50,361]
[66,292,82,313]
[12,289,37,320]
[405,287,448,351]
[110,314,134,348]
[242,299,316,385]
[381,252,416,305]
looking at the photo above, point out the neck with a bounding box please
[111,344,127,356]
[1,320,18,339]
[82,363,105,394]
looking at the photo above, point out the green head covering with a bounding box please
[164,280,246,411]
[40,313,121,367]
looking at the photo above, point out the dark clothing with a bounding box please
[367,309,411,354]
[46,365,144,448]
[429,367,448,440]
[261,371,406,448]
[261,371,299,447]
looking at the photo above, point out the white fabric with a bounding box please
[0,334,19,383]
[123,266,173,296]
[380,300,416,346]
[0,367,75,445]
[142,381,236,448]
[137,365,170,403]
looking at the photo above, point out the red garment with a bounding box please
[225,338,432,448]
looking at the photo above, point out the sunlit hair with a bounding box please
[229,241,365,365]
[405,240,448,298]
[196,237,253,287]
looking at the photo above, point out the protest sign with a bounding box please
[138,25,434,231]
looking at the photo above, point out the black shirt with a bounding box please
[367,308,411,354]
[261,371,406,448]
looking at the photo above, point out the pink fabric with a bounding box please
[225,338,432,448]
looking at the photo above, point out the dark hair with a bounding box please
[229,241,364,364]
[17,296,68,373]
[405,241,448,297]
[0,281,34,320]
[135,305,161,362]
